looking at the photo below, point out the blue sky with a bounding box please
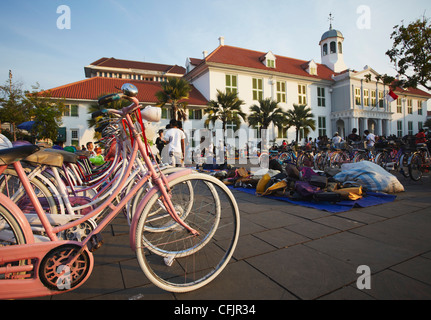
[1,0,430,96]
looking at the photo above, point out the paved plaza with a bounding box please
[32,172,431,301]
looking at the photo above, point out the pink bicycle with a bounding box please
[0,84,240,298]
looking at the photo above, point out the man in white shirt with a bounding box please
[332,132,343,148]
[364,130,376,149]
[163,120,186,167]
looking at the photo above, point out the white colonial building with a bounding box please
[46,24,430,149]
[184,27,431,143]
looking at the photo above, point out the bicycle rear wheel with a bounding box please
[135,173,240,293]
[0,200,28,280]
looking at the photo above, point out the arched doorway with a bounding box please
[336,119,345,138]
[367,119,376,133]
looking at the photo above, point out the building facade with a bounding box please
[48,25,430,149]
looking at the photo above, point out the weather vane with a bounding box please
[328,13,334,30]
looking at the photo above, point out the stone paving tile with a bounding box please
[175,260,297,300]
[284,220,340,240]
[390,256,431,286]
[318,285,375,300]
[231,234,277,260]
[253,228,310,249]
[242,210,307,229]
[246,245,357,300]
[313,215,365,231]
[364,269,431,300]
[305,231,413,273]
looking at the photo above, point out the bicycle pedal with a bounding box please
[88,234,104,252]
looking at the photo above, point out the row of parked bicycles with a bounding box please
[0,83,240,299]
[260,137,431,182]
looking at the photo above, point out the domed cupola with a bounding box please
[319,14,348,73]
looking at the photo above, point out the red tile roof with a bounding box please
[88,57,186,75]
[198,45,336,81]
[393,86,431,98]
[43,77,208,106]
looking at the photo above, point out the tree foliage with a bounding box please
[204,90,246,131]
[248,98,286,138]
[155,77,191,121]
[370,15,431,90]
[284,104,316,143]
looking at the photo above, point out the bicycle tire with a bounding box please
[135,173,240,293]
[408,152,423,181]
[0,171,58,215]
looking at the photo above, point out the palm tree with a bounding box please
[285,104,316,144]
[155,77,191,121]
[204,90,246,132]
[248,98,286,139]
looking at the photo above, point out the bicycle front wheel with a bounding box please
[135,173,240,293]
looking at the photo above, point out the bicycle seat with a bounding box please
[0,145,40,166]
[44,148,79,164]
[23,149,65,167]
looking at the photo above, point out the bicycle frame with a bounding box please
[0,97,195,299]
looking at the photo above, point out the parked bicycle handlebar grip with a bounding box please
[97,93,123,107]
[91,109,107,119]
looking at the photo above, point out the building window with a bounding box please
[252,78,263,101]
[267,59,275,68]
[371,90,376,107]
[379,91,384,108]
[397,99,402,113]
[277,126,288,139]
[338,42,343,54]
[323,44,328,56]
[418,101,423,115]
[330,41,336,54]
[63,105,78,117]
[188,109,203,120]
[71,129,79,147]
[419,122,423,130]
[298,84,307,105]
[226,74,238,94]
[363,89,369,106]
[397,121,403,137]
[355,88,361,105]
[408,121,413,135]
[276,81,286,103]
[161,108,170,119]
[318,116,327,137]
[317,87,325,107]
[407,99,413,114]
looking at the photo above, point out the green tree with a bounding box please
[0,80,30,141]
[24,85,66,142]
[368,15,431,90]
[285,104,316,144]
[248,98,286,139]
[204,90,246,132]
[155,77,191,121]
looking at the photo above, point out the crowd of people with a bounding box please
[51,140,106,166]
[312,127,430,151]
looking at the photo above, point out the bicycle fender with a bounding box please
[129,168,193,251]
[0,193,35,244]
